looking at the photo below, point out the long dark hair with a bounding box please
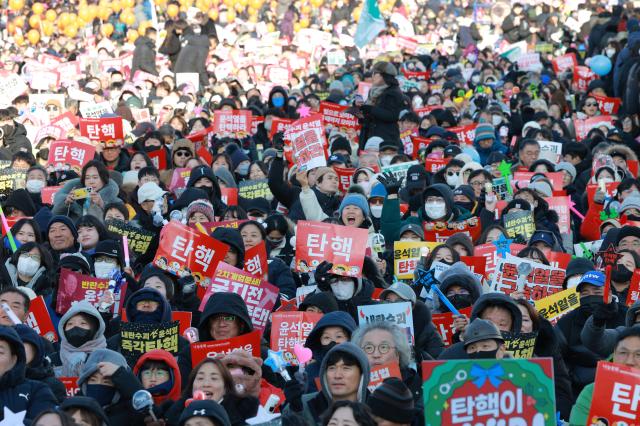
[321,401,377,426]
[81,160,110,187]
[183,358,237,400]
[10,242,54,272]
[10,218,43,244]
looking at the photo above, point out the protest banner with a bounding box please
[545,196,571,234]
[491,177,511,201]
[190,330,262,367]
[51,111,79,133]
[0,168,26,197]
[120,321,180,364]
[492,254,565,301]
[47,140,96,172]
[0,73,28,107]
[196,220,247,234]
[573,65,596,92]
[238,179,273,200]
[626,269,640,306]
[153,221,229,284]
[534,288,580,324]
[368,362,402,392]
[574,115,616,141]
[319,101,360,131]
[60,377,80,397]
[516,52,542,72]
[357,302,414,343]
[512,171,564,192]
[502,332,538,359]
[284,114,327,172]
[422,216,482,243]
[431,307,473,347]
[593,94,622,115]
[587,361,640,423]
[25,296,57,343]
[269,117,294,139]
[537,141,563,163]
[198,262,279,333]
[56,269,112,314]
[121,310,192,336]
[244,241,269,277]
[105,219,154,255]
[79,117,124,143]
[503,210,536,241]
[334,167,356,193]
[147,148,167,170]
[271,311,323,365]
[460,255,487,280]
[34,124,65,144]
[79,101,113,118]
[422,358,556,425]
[552,52,578,73]
[220,187,239,206]
[295,221,368,277]
[474,243,526,282]
[169,168,192,193]
[424,156,449,174]
[175,72,200,90]
[212,110,252,137]
[131,108,152,123]
[448,123,477,145]
[393,241,441,280]
[381,160,419,183]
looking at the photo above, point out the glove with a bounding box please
[314,261,334,291]
[283,377,304,412]
[593,189,606,204]
[272,132,285,156]
[592,300,618,327]
[220,351,263,397]
[377,172,404,195]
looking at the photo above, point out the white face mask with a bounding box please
[605,48,616,58]
[357,180,371,195]
[380,156,393,167]
[566,275,582,289]
[26,179,45,194]
[331,280,355,300]
[471,75,481,84]
[492,115,502,126]
[446,174,460,188]
[17,256,40,277]
[425,201,447,220]
[370,205,383,218]
[94,261,116,279]
[236,162,250,176]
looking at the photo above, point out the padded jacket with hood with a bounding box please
[287,342,371,426]
[580,300,640,358]
[0,121,31,160]
[52,177,121,223]
[133,349,182,415]
[0,326,57,423]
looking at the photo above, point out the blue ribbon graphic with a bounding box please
[470,364,504,389]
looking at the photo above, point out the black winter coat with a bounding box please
[0,122,32,160]
[289,188,341,222]
[267,156,301,209]
[165,394,259,426]
[360,85,405,151]
[174,32,210,89]
[131,36,158,77]
[413,301,445,360]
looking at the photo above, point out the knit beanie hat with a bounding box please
[47,215,78,239]
[367,378,417,424]
[621,195,640,214]
[225,144,250,170]
[474,122,495,143]
[556,162,577,181]
[339,193,370,217]
[186,199,216,222]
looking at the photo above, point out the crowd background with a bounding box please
[1,0,640,425]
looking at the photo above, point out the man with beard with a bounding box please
[557,270,628,397]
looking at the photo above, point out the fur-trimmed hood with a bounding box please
[605,143,638,163]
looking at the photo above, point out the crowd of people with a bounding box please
[1,0,640,425]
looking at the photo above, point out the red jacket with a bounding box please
[133,349,182,405]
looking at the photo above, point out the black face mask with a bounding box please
[199,185,214,197]
[579,295,604,315]
[611,265,633,283]
[143,145,160,153]
[456,202,475,212]
[65,326,94,348]
[449,294,474,310]
[318,341,338,358]
[467,348,499,359]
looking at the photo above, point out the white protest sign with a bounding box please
[357,302,414,343]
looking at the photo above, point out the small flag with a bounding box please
[354,0,385,48]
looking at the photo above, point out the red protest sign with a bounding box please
[154,221,228,283]
[546,250,572,271]
[35,125,65,144]
[319,101,360,130]
[169,168,191,192]
[60,377,80,397]
[269,117,294,139]
[25,296,57,343]
[626,269,640,306]
[190,330,261,367]
[271,311,323,365]
[593,94,622,115]
[41,186,62,205]
[425,157,449,173]
[396,35,418,54]
[574,115,616,141]
[552,52,577,73]
[195,220,246,234]
[220,187,238,206]
[198,262,279,333]
[423,217,482,243]
[244,241,269,277]
[545,196,571,234]
[47,140,96,172]
[212,110,253,137]
[474,243,526,281]
[432,307,473,346]
[147,148,167,170]
[196,146,213,166]
[334,167,356,193]
[588,361,640,423]
[295,221,368,277]
[284,114,327,172]
[367,362,402,392]
[56,269,111,314]
[460,256,487,280]
[50,112,79,133]
[186,126,213,143]
[251,116,264,135]
[414,106,442,117]
[411,136,432,158]
[512,172,564,192]
[573,65,596,92]
[448,123,477,145]
[401,70,430,80]
[79,117,124,143]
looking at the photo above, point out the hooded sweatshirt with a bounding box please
[133,349,182,405]
[437,262,484,313]
[197,292,254,341]
[54,301,107,378]
[0,326,57,423]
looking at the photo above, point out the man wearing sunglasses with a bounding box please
[99,140,131,173]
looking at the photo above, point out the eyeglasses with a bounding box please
[619,240,640,249]
[20,254,41,262]
[174,150,191,158]
[585,102,598,107]
[46,105,59,111]
[212,315,236,323]
[614,350,640,362]
[447,171,460,176]
[141,369,170,379]
[362,343,395,355]
[469,181,486,188]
